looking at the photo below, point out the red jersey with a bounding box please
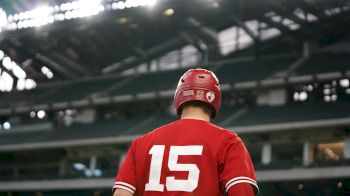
[113,119,258,195]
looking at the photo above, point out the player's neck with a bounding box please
[180,107,211,122]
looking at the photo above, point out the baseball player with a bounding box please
[113,68,258,195]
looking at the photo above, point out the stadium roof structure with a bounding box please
[0,0,349,114]
[0,0,349,82]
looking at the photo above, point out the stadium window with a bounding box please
[217,24,255,53]
[218,26,238,55]
[271,142,303,167]
[120,68,136,76]
[181,45,200,67]
[159,50,180,71]
[244,20,259,36]
[149,60,159,72]
[136,63,148,73]
[259,23,281,41]
[306,13,318,22]
[294,8,306,20]
[314,141,344,165]
[237,28,254,50]
[282,18,300,30]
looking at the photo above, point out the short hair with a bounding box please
[178,100,215,118]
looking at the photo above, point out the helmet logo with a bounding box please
[206,91,215,102]
[183,90,194,97]
[196,90,204,98]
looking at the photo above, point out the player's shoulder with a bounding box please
[133,121,176,142]
[134,119,239,144]
[207,122,239,139]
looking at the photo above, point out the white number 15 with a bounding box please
[145,145,203,192]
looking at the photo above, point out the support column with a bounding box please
[303,41,318,58]
[13,166,19,179]
[261,143,272,165]
[58,158,67,177]
[344,138,350,159]
[89,155,97,175]
[303,141,314,166]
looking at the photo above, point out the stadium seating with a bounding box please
[34,76,124,103]
[4,52,349,110]
[0,56,299,108]
[109,68,187,95]
[215,55,297,83]
[225,102,350,127]
[0,101,348,147]
[295,52,350,75]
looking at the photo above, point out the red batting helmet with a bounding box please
[174,68,221,118]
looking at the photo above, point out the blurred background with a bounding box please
[0,0,349,195]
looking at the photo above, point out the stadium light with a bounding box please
[293,92,299,101]
[294,91,307,102]
[85,169,93,177]
[73,163,87,171]
[0,71,13,92]
[323,88,331,95]
[297,184,303,191]
[337,182,343,188]
[146,0,157,7]
[3,0,159,32]
[54,5,60,12]
[331,94,337,101]
[164,8,174,16]
[116,17,128,24]
[0,8,7,32]
[308,85,313,91]
[46,72,53,79]
[74,0,103,18]
[3,122,11,130]
[31,6,54,19]
[0,50,4,60]
[346,88,350,95]
[324,95,331,102]
[24,78,37,90]
[41,66,54,79]
[12,62,27,79]
[16,79,26,91]
[117,1,126,10]
[2,57,12,70]
[54,13,65,21]
[340,79,349,88]
[331,80,337,87]
[37,110,46,119]
[210,2,220,9]
[299,91,308,101]
[1,53,33,91]
[94,169,102,177]
[30,111,36,118]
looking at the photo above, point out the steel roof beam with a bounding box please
[9,39,78,79]
[231,14,259,42]
[185,17,220,59]
[102,36,188,74]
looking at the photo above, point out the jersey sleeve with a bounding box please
[113,141,137,195]
[218,133,259,195]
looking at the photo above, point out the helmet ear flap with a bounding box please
[174,68,222,119]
